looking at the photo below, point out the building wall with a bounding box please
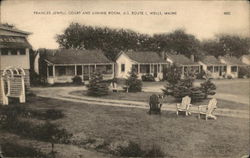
[219,59,238,78]
[115,53,136,79]
[0,48,30,70]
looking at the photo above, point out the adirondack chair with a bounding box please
[149,94,162,115]
[198,98,217,120]
[176,96,192,116]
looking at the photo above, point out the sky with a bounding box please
[1,0,249,49]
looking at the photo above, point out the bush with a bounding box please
[125,68,142,92]
[144,144,165,157]
[162,77,216,102]
[72,76,83,85]
[164,64,181,84]
[87,72,109,96]
[238,66,250,78]
[200,79,216,99]
[227,75,233,79]
[196,69,206,79]
[1,142,46,158]
[117,141,144,157]
[141,74,155,82]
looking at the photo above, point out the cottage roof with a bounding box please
[0,25,31,36]
[0,36,32,48]
[219,56,246,65]
[241,54,250,61]
[121,51,167,63]
[44,49,113,65]
[200,56,225,65]
[166,54,198,66]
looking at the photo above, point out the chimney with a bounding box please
[190,54,194,62]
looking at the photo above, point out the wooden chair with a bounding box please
[149,94,162,115]
[176,96,192,116]
[198,98,217,120]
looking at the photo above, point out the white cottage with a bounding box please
[219,56,245,78]
[115,51,168,81]
[40,49,114,84]
[199,56,227,79]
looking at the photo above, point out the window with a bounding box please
[57,66,66,76]
[48,66,53,76]
[10,49,18,55]
[1,48,9,55]
[121,64,125,72]
[214,66,219,72]
[19,49,26,55]
[77,65,82,75]
[207,66,213,72]
[231,66,237,72]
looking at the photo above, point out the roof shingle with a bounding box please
[44,49,113,65]
[123,51,167,63]
[219,56,245,65]
[167,54,198,65]
[200,56,225,65]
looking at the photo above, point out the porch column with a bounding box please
[88,65,90,79]
[82,65,84,81]
[138,64,140,74]
[53,65,55,78]
[112,64,114,78]
[94,64,97,72]
[182,66,184,76]
[149,64,151,74]
[212,66,214,73]
[75,65,77,76]
[47,65,49,78]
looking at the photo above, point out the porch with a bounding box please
[206,65,227,78]
[181,65,201,78]
[132,63,168,80]
[46,64,114,84]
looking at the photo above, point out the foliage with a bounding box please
[164,64,181,84]
[144,144,165,157]
[0,142,46,158]
[200,79,216,99]
[196,69,207,79]
[117,141,144,157]
[125,69,142,92]
[117,141,165,157]
[72,76,83,85]
[141,74,155,82]
[87,72,109,96]
[163,77,216,102]
[238,66,250,78]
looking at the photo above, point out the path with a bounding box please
[32,87,249,119]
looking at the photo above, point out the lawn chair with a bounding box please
[149,94,162,115]
[198,98,217,120]
[176,96,192,116]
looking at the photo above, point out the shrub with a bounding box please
[238,66,250,78]
[227,75,233,79]
[144,144,165,157]
[141,74,155,82]
[164,64,181,84]
[117,141,144,157]
[87,72,109,96]
[72,76,83,85]
[162,77,216,102]
[196,69,206,79]
[200,79,216,99]
[1,142,46,158]
[125,68,142,92]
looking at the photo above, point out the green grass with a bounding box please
[6,96,248,158]
[70,90,249,110]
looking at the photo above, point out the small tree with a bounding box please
[164,64,181,84]
[125,68,142,92]
[87,72,109,96]
[200,79,216,99]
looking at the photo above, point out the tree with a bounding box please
[125,68,142,92]
[164,64,181,84]
[87,72,109,96]
[200,79,216,99]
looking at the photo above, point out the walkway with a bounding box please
[32,87,249,119]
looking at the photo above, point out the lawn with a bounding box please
[70,90,249,110]
[1,96,248,158]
